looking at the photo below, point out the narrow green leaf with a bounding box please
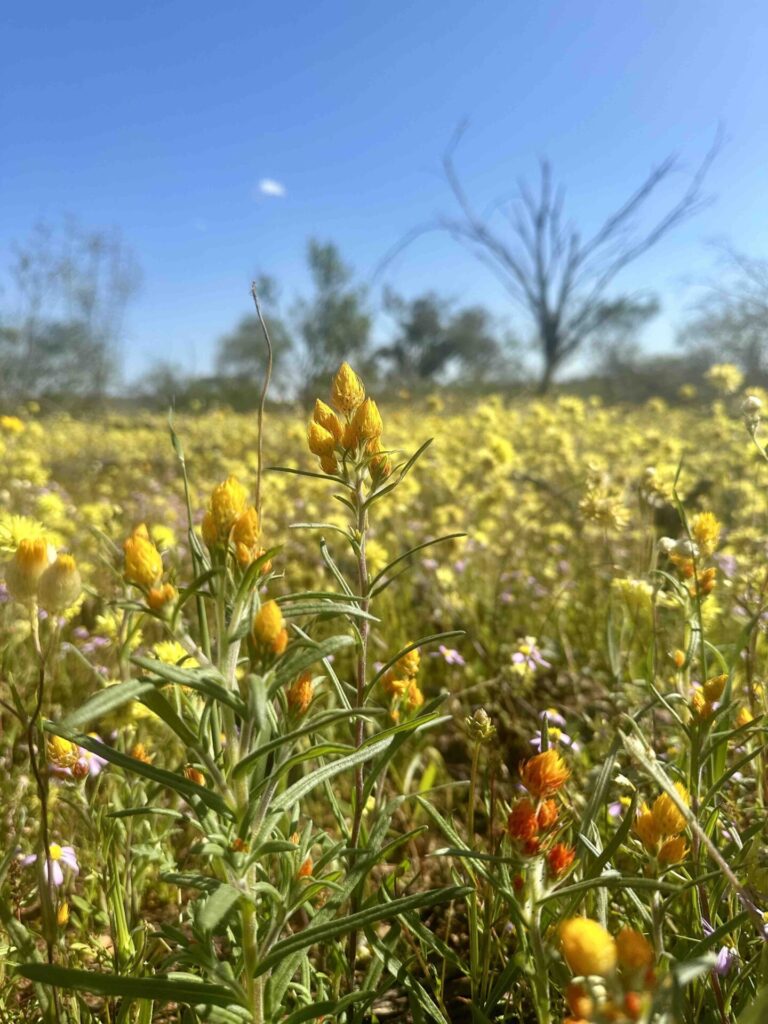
[254,885,470,978]
[17,964,235,1007]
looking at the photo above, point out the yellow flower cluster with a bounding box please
[380,643,424,717]
[3,537,81,612]
[307,362,392,481]
[633,782,689,863]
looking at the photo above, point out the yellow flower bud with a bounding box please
[651,783,689,836]
[320,454,339,476]
[201,511,218,549]
[253,599,288,654]
[38,554,82,612]
[615,928,654,971]
[703,674,727,703]
[307,421,337,457]
[232,506,260,548]
[394,644,420,678]
[658,835,688,864]
[57,901,69,927]
[351,397,383,442]
[330,362,365,413]
[4,537,53,601]
[312,399,343,442]
[691,511,721,558]
[209,476,248,541]
[404,680,424,710]
[342,421,358,450]
[47,735,80,768]
[367,437,392,480]
[633,803,660,850]
[736,706,754,728]
[560,918,617,977]
[123,525,163,588]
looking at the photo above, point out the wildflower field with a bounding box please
[2,365,768,1024]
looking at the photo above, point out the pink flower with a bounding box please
[21,843,79,887]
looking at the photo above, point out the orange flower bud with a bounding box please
[508,798,539,842]
[537,799,559,830]
[519,749,569,798]
[287,671,314,715]
[547,842,575,877]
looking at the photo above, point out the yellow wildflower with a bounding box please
[560,918,617,977]
[330,362,365,413]
[123,524,163,588]
[651,783,689,836]
[4,537,53,601]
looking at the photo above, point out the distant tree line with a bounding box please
[3,135,768,408]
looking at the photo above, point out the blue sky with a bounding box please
[2,0,768,381]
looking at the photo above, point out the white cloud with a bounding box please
[258,178,286,198]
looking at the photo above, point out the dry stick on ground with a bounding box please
[251,281,274,524]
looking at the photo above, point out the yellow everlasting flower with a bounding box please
[330,362,365,413]
[38,554,82,612]
[633,803,661,850]
[123,524,163,588]
[651,783,689,836]
[658,835,688,865]
[350,397,383,443]
[4,537,53,601]
[691,512,721,558]
[47,735,80,768]
[252,599,288,654]
[560,918,617,977]
[312,399,343,443]
[208,476,248,542]
[307,421,337,457]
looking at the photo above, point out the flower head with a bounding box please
[123,525,163,588]
[651,783,689,836]
[287,671,314,715]
[560,918,617,977]
[208,476,248,543]
[38,554,82,612]
[252,599,288,654]
[21,843,79,887]
[330,362,365,413]
[519,749,569,798]
[547,842,575,878]
[4,537,54,601]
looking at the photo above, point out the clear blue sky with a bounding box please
[2,0,768,381]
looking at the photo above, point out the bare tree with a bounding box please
[679,245,768,378]
[383,127,718,392]
[1,218,141,398]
